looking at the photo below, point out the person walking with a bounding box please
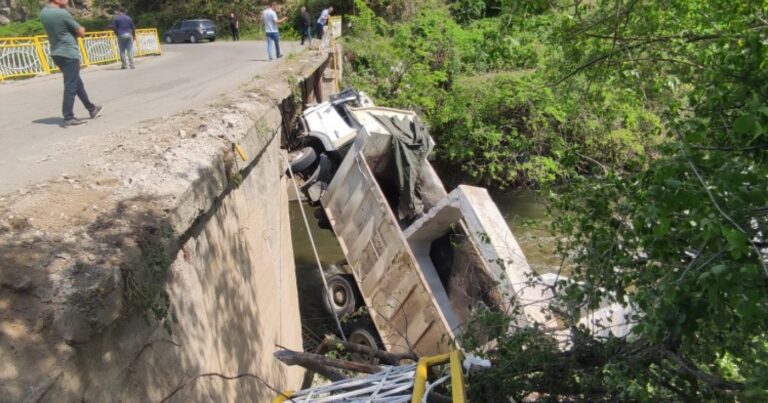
[262,2,287,60]
[229,12,240,41]
[299,6,311,46]
[315,5,333,40]
[111,10,136,70]
[40,0,102,126]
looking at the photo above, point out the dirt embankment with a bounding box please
[0,52,331,402]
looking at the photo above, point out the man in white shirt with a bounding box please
[262,2,287,60]
[315,5,333,40]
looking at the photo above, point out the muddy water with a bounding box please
[289,189,560,346]
[489,189,562,274]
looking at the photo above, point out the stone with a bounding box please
[178,129,187,138]
[53,309,92,343]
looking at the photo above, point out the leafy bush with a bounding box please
[0,20,45,37]
[346,0,768,401]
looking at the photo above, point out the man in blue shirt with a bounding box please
[111,11,136,70]
[40,0,103,126]
[262,2,287,60]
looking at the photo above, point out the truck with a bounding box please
[288,90,560,358]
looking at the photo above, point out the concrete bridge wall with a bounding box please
[0,52,337,402]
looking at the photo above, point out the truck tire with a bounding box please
[288,146,318,175]
[347,319,384,364]
[322,274,358,319]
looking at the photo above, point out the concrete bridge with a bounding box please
[0,40,337,402]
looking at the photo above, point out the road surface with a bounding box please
[0,40,303,195]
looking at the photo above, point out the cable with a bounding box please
[281,152,347,341]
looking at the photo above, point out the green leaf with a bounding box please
[711,264,728,275]
[724,228,748,259]
[733,115,756,134]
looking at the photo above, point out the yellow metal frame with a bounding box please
[272,391,293,403]
[0,28,161,81]
[411,350,466,403]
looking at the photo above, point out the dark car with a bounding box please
[164,19,217,44]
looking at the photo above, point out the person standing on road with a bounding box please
[40,0,103,126]
[262,2,287,60]
[229,12,240,41]
[111,10,136,70]
[299,6,311,46]
[315,5,332,40]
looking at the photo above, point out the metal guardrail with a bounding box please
[0,28,161,81]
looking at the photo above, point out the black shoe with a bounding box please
[64,118,87,126]
[89,105,104,119]
[276,54,283,59]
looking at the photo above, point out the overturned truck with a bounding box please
[288,90,585,357]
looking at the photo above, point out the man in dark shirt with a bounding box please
[40,0,102,126]
[299,7,311,46]
[230,13,240,41]
[111,11,136,69]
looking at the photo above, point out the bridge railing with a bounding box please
[0,28,161,81]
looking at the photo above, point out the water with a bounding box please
[490,189,563,274]
[288,201,346,348]
[288,189,561,347]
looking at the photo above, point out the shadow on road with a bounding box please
[32,117,64,127]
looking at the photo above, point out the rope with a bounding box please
[280,152,347,341]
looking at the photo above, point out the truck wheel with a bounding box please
[322,274,358,319]
[288,146,318,175]
[347,319,384,364]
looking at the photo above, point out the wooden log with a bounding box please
[274,349,382,374]
[322,335,418,365]
[295,360,346,383]
[300,337,337,389]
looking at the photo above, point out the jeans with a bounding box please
[266,32,281,59]
[300,26,311,45]
[231,27,239,41]
[52,56,94,120]
[117,34,135,68]
[315,23,324,39]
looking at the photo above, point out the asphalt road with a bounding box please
[0,40,303,195]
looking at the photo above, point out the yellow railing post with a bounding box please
[77,37,90,66]
[33,36,51,73]
[110,32,119,61]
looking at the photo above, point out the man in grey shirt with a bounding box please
[40,0,103,126]
[112,10,136,70]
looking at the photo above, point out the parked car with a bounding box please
[164,19,217,44]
